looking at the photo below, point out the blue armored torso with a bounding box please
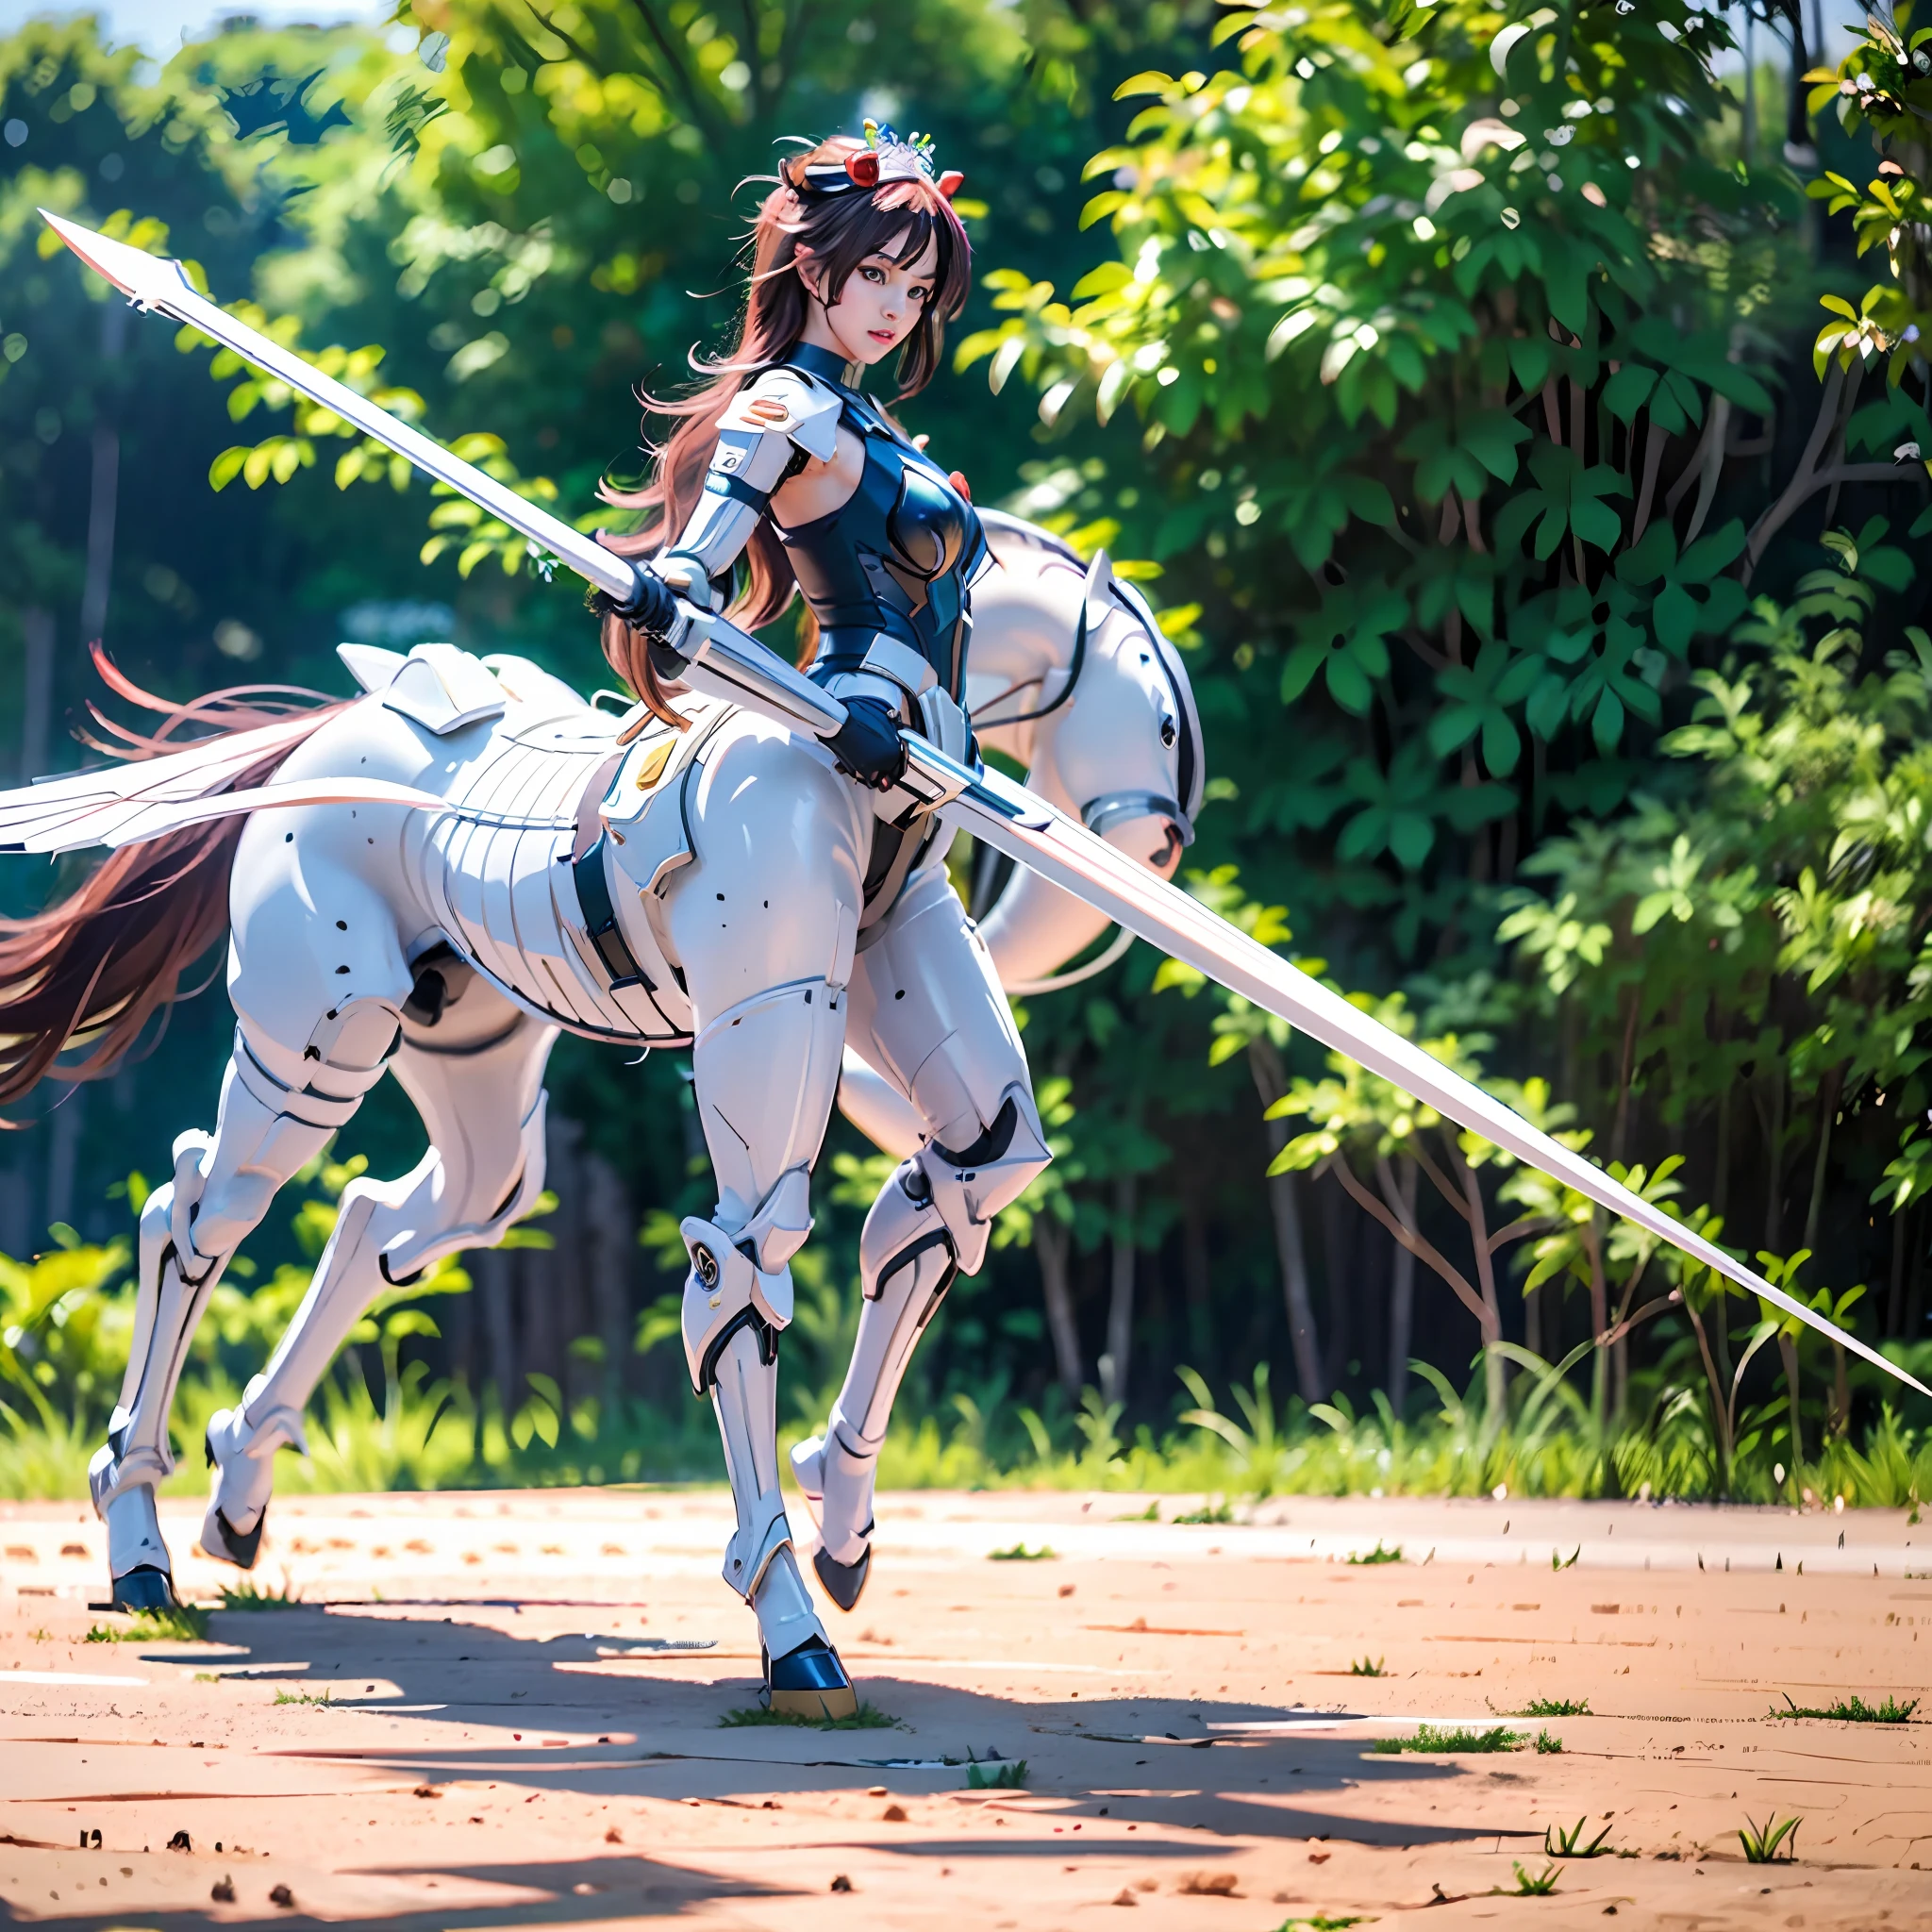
[774,342,989,704]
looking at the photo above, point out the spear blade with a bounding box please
[915,742,1932,1400]
[39,209,640,603]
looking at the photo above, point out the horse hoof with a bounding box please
[109,1565,178,1614]
[766,1634,858,1721]
[813,1543,870,1612]
[199,1502,266,1571]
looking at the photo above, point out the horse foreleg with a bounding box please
[794,864,1050,1612]
[203,990,555,1565]
[92,1014,393,1608]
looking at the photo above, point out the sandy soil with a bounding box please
[1,1487,1929,1929]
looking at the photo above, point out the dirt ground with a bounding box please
[1,1488,1929,1929]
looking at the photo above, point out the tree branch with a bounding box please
[1744,360,1847,575]
[1409,1134,1470,1224]
[1598,1286,1681,1351]
[1747,464,1920,570]
[625,0,728,143]
[1629,413,1666,544]
[1488,1213,1556,1256]
[1326,1153,1491,1327]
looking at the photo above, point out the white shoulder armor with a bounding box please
[656,367,846,587]
[715,364,842,463]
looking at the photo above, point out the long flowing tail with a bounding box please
[0,649,348,1109]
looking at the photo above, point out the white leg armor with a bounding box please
[202,984,555,1566]
[676,979,856,1714]
[794,865,1050,1608]
[657,717,870,1714]
[91,1008,393,1608]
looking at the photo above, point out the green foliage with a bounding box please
[987,1541,1058,1560]
[1345,1540,1402,1565]
[1543,1817,1609,1857]
[1738,1813,1801,1864]
[1373,1722,1521,1755]
[1172,1498,1233,1524]
[1505,1862,1560,1896]
[1774,1691,1919,1723]
[965,1757,1029,1788]
[85,1606,209,1643]
[7,0,1932,1511]
[1349,1655,1386,1676]
[1519,1696,1589,1718]
[219,1581,305,1611]
[718,1701,900,1731]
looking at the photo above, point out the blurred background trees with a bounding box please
[7,0,1932,1506]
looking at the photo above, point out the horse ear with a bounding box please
[1081,547,1117,634]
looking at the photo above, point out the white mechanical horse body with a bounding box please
[50,509,1196,1707]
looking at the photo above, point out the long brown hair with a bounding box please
[0,647,348,1114]
[597,134,972,713]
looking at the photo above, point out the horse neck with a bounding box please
[966,542,1091,773]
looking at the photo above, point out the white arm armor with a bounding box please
[656,366,842,599]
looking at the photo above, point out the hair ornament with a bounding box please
[792,122,963,200]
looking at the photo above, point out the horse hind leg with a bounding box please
[202,975,554,1566]
[91,1008,398,1609]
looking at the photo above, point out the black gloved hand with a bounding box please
[826,695,908,791]
[590,566,681,644]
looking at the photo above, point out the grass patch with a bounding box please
[1533,1728,1563,1754]
[1173,1500,1233,1524]
[1346,1541,1403,1565]
[717,1701,899,1732]
[1544,1818,1611,1858]
[218,1580,304,1610]
[1373,1723,1522,1756]
[964,1757,1027,1789]
[1114,1501,1160,1522]
[1350,1656,1387,1677]
[274,1688,337,1707]
[987,1542,1058,1561]
[1276,1919,1373,1930]
[1739,1813,1800,1863]
[1773,1691,1918,1723]
[84,1606,209,1643]
[1503,1862,1560,1896]
[1517,1696,1590,1717]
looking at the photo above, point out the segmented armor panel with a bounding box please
[413,701,716,1045]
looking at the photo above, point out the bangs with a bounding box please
[809,179,970,320]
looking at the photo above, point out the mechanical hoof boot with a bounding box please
[765,1633,858,1721]
[812,1542,871,1612]
[110,1562,180,1613]
[791,1426,880,1611]
[91,1433,179,1613]
[199,1491,267,1570]
[793,1433,874,1609]
[198,1391,300,1570]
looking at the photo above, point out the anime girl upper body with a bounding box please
[595,126,986,910]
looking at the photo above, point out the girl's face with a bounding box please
[798,230,941,367]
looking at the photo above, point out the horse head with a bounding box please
[965,508,1205,991]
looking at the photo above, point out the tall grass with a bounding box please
[7,1166,1930,1506]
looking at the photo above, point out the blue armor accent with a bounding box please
[776,341,990,706]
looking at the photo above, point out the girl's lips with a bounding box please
[868,328,897,343]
